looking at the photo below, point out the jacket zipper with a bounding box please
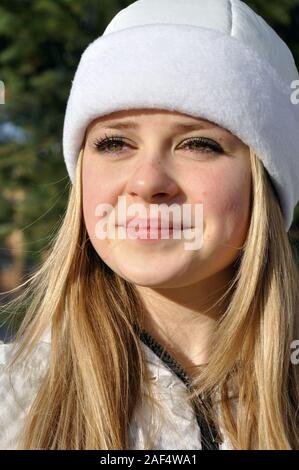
[139,329,221,450]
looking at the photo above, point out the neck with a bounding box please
[135,265,236,379]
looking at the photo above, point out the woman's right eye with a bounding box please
[92,134,128,155]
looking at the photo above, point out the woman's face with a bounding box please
[82,108,252,288]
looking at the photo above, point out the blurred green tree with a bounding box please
[0,0,133,270]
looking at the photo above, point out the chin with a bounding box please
[118,269,179,288]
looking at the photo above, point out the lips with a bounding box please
[122,216,192,230]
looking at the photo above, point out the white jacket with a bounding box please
[0,331,234,450]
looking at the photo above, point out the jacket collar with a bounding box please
[138,329,221,449]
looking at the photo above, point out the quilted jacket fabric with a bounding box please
[0,331,234,450]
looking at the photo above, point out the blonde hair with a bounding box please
[2,144,299,449]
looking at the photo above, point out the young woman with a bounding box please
[1,0,299,450]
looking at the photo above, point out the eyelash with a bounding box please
[92,133,224,156]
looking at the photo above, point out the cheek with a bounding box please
[82,156,117,243]
[82,160,99,231]
[192,163,252,245]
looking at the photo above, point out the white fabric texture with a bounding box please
[0,338,235,450]
[0,340,50,450]
[62,0,299,231]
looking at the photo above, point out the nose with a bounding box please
[124,156,179,203]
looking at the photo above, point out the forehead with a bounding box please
[86,108,223,134]
[83,108,250,151]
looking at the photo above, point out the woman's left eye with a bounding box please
[92,134,224,156]
[179,137,224,154]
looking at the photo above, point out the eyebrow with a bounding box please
[95,119,218,132]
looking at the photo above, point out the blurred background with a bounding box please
[1,0,299,341]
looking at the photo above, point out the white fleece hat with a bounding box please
[62,0,299,231]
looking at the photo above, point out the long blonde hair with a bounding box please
[2,144,299,449]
